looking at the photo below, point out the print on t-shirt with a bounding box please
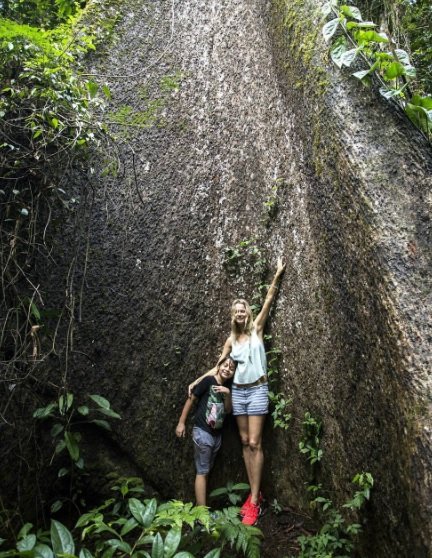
[206,386,225,429]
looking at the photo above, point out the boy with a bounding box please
[175,357,236,506]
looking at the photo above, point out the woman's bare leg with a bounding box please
[247,415,266,504]
[236,415,253,487]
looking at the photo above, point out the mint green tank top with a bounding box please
[230,330,267,384]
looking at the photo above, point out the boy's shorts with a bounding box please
[232,383,269,416]
[192,426,222,475]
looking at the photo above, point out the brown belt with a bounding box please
[233,375,268,389]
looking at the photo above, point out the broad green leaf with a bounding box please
[90,395,110,409]
[341,48,358,67]
[51,118,59,129]
[34,544,54,558]
[66,393,74,411]
[50,520,75,556]
[102,85,111,99]
[352,69,370,80]
[106,540,132,553]
[348,20,375,29]
[203,550,221,558]
[58,468,69,478]
[64,432,80,461]
[404,65,416,78]
[120,518,139,536]
[173,554,195,558]
[98,408,121,419]
[79,549,93,558]
[406,104,432,133]
[321,2,333,17]
[30,301,41,321]
[33,403,57,419]
[51,500,63,513]
[322,18,340,42]
[340,5,362,20]
[90,419,111,430]
[75,513,103,528]
[17,535,36,552]
[384,61,405,80]
[395,49,410,65]
[51,424,64,437]
[163,528,181,558]
[232,483,250,491]
[209,488,227,498]
[330,37,348,68]
[55,440,66,454]
[101,548,115,558]
[151,534,163,558]
[17,524,33,540]
[86,81,98,98]
[128,499,147,525]
[355,29,388,44]
[77,406,89,416]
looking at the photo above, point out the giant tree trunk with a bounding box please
[3,0,431,556]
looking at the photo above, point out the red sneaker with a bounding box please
[240,493,252,516]
[240,492,263,517]
[242,501,261,525]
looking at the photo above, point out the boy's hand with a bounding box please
[175,423,186,437]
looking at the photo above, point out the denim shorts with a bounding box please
[232,383,269,416]
[192,427,222,475]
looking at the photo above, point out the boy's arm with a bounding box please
[187,337,233,396]
[175,395,196,438]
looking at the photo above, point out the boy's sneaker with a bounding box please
[241,501,261,526]
[240,492,263,517]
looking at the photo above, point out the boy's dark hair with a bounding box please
[218,356,236,368]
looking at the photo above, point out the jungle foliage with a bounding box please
[0,0,116,532]
[322,0,432,140]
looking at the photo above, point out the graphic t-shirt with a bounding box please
[192,376,226,435]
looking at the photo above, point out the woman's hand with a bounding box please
[175,422,186,437]
[276,257,286,276]
[188,381,197,398]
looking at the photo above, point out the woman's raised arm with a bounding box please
[254,257,285,336]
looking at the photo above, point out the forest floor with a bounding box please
[258,505,316,557]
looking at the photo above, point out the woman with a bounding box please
[189,257,285,525]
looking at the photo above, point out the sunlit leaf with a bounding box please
[330,37,348,68]
[50,520,74,556]
[323,18,340,42]
[163,528,181,558]
[340,5,362,20]
[341,48,358,67]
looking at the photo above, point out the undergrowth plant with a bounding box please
[298,412,323,466]
[33,393,121,514]
[0,495,263,558]
[322,0,432,140]
[209,482,250,506]
[296,473,374,558]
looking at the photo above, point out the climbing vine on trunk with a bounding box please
[322,0,432,141]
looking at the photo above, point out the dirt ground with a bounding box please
[258,505,316,558]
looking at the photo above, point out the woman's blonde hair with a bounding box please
[230,299,254,339]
